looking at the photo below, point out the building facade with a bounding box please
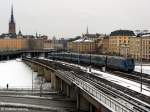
[109,30,135,56]
[129,37,140,60]
[67,33,101,53]
[68,39,97,53]
[129,35,150,61]
[100,36,109,54]
[0,38,29,51]
[43,40,53,49]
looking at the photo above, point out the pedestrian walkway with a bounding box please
[0,89,76,112]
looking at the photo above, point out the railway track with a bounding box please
[28,58,150,105]
[109,70,150,87]
[52,58,150,87]
[68,71,150,112]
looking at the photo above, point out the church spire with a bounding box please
[10,4,14,23]
[86,26,89,34]
[9,4,16,34]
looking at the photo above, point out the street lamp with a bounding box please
[32,70,34,91]
[90,41,92,66]
[78,41,80,65]
[140,36,143,92]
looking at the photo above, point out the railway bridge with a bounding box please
[1,50,150,112]
[23,58,150,112]
[0,49,54,60]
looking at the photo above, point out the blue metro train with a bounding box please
[48,52,135,72]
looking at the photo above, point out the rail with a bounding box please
[23,58,150,112]
[58,70,135,112]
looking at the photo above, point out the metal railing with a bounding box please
[24,59,148,112]
[57,70,140,112]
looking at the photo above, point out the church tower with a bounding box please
[9,5,16,34]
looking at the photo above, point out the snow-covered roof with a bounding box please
[142,34,150,37]
[73,38,94,42]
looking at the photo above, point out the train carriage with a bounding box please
[106,56,134,72]
[80,54,90,64]
[91,55,106,67]
[48,52,135,72]
[71,53,80,62]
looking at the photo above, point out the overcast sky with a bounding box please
[0,0,150,39]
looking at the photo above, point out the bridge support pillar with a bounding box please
[44,69,51,82]
[32,64,38,72]
[51,72,59,91]
[51,72,55,89]
[37,66,44,76]
[70,85,76,100]
[66,84,70,97]
[7,56,10,60]
[76,93,89,112]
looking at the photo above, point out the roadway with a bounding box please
[0,89,76,112]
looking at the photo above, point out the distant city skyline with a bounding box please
[0,0,150,38]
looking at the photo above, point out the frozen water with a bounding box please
[0,59,37,88]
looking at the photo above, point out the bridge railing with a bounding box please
[24,59,147,112]
[58,70,137,112]
[74,78,134,112]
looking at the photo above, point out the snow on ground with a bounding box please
[0,59,37,88]
[135,66,150,75]
[92,69,150,96]
[40,57,150,96]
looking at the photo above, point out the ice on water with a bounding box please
[0,59,36,88]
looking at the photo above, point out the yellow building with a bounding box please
[129,37,140,60]
[130,35,150,61]
[142,36,150,61]
[0,38,53,51]
[109,30,135,56]
[0,38,29,51]
[43,40,53,49]
[97,36,109,54]
[68,38,97,53]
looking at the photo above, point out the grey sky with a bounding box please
[0,0,150,38]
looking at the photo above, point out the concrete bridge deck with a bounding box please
[23,58,150,112]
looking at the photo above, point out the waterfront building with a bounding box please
[109,30,135,57]
[52,37,67,50]
[0,38,29,51]
[99,36,109,54]
[129,34,150,61]
[67,34,101,53]
[0,5,52,51]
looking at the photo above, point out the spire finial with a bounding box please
[86,26,89,34]
[10,4,14,23]
[11,4,13,14]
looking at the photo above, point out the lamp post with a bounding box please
[119,43,121,56]
[90,41,92,66]
[78,41,80,65]
[32,70,33,91]
[140,36,143,92]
